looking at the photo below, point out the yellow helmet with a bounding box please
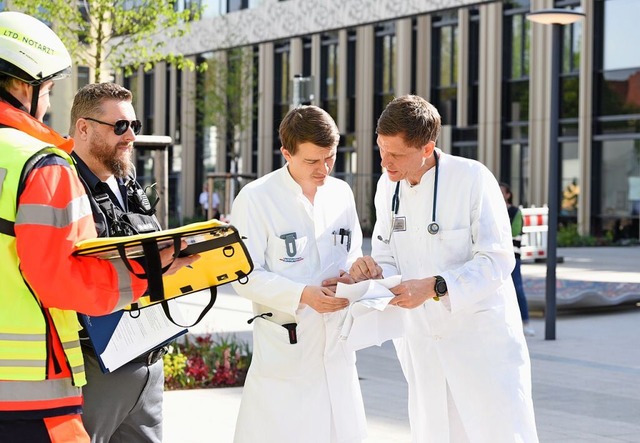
[0,11,71,85]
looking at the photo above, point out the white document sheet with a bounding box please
[99,301,187,372]
[336,275,406,352]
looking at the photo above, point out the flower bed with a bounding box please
[163,334,251,390]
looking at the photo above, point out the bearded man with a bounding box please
[69,82,167,443]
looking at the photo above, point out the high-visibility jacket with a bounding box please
[0,101,148,418]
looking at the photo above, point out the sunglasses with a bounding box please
[83,117,142,136]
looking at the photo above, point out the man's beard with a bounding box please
[90,132,133,178]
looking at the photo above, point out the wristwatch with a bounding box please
[433,275,447,301]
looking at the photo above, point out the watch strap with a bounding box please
[434,275,447,301]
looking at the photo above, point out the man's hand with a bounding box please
[300,286,349,313]
[349,256,383,282]
[160,240,200,276]
[388,278,435,309]
[321,270,355,292]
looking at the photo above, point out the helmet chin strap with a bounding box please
[29,83,40,118]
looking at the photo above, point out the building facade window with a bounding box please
[373,22,396,178]
[431,11,458,127]
[273,41,290,168]
[251,46,259,176]
[320,32,339,121]
[345,30,357,135]
[320,31,354,184]
[501,0,530,206]
[337,30,358,188]
[77,66,90,90]
[302,36,312,78]
[467,8,480,127]
[593,0,640,239]
[557,0,582,226]
[123,69,139,111]
[143,69,154,135]
[195,52,219,205]
[374,21,395,120]
[164,65,181,223]
[452,7,479,161]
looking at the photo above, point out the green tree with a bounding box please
[10,0,202,82]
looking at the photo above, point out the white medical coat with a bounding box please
[371,151,539,443]
[231,166,367,443]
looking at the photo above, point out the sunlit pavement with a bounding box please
[165,245,640,442]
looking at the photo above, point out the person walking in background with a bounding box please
[500,182,535,337]
[350,95,538,442]
[68,82,198,443]
[199,182,220,219]
[230,105,367,443]
[561,178,579,215]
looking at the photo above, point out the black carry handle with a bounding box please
[160,287,217,328]
[115,237,182,303]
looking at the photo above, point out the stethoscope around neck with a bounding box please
[377,152,440,244]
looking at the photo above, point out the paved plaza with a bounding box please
[166,246,640,442]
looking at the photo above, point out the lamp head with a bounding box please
[527,9,585,25]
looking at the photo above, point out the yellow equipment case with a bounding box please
[74,220,254,326]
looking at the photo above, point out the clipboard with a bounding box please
[73,220,254,327]
[80,301,188,373]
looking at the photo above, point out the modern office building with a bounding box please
[5,0,639,240]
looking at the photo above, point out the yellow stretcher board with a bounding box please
[73,220,253,323]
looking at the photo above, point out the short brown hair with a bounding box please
[69,82,133,136]
[279,105,339,155]
[376,95,441,149]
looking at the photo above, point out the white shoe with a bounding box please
[523,324,535,337]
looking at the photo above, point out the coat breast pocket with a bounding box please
[251,318,303,379]
[267,233,308,274]
[436,227,472,267]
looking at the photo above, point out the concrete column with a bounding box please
[457,8,469,128]
[168,65,177,142]
[181,56,198,218]
[440,125,452,154]
[355,25,375,230]
[154,62,167,136]
[311,34,322,106]
[395,18,412,96]
[135,66,144,123]
[258,42,274,176]
[415,15,431,100]
[578,0,594,235]
[478,2,502,175]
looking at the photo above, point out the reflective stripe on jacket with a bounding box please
[0,102,147,415]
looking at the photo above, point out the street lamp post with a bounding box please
[527,9,585,340]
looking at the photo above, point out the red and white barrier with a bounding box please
[520,205,548,261]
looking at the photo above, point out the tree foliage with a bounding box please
[10,0,203,82]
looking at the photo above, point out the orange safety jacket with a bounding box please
[0,101,148,418]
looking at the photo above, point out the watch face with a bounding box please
[436,279,447,295]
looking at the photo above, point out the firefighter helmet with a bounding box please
[0,11,71,85]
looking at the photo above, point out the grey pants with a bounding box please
[81,350,164,443]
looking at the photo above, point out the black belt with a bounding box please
[132,347,168,365]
